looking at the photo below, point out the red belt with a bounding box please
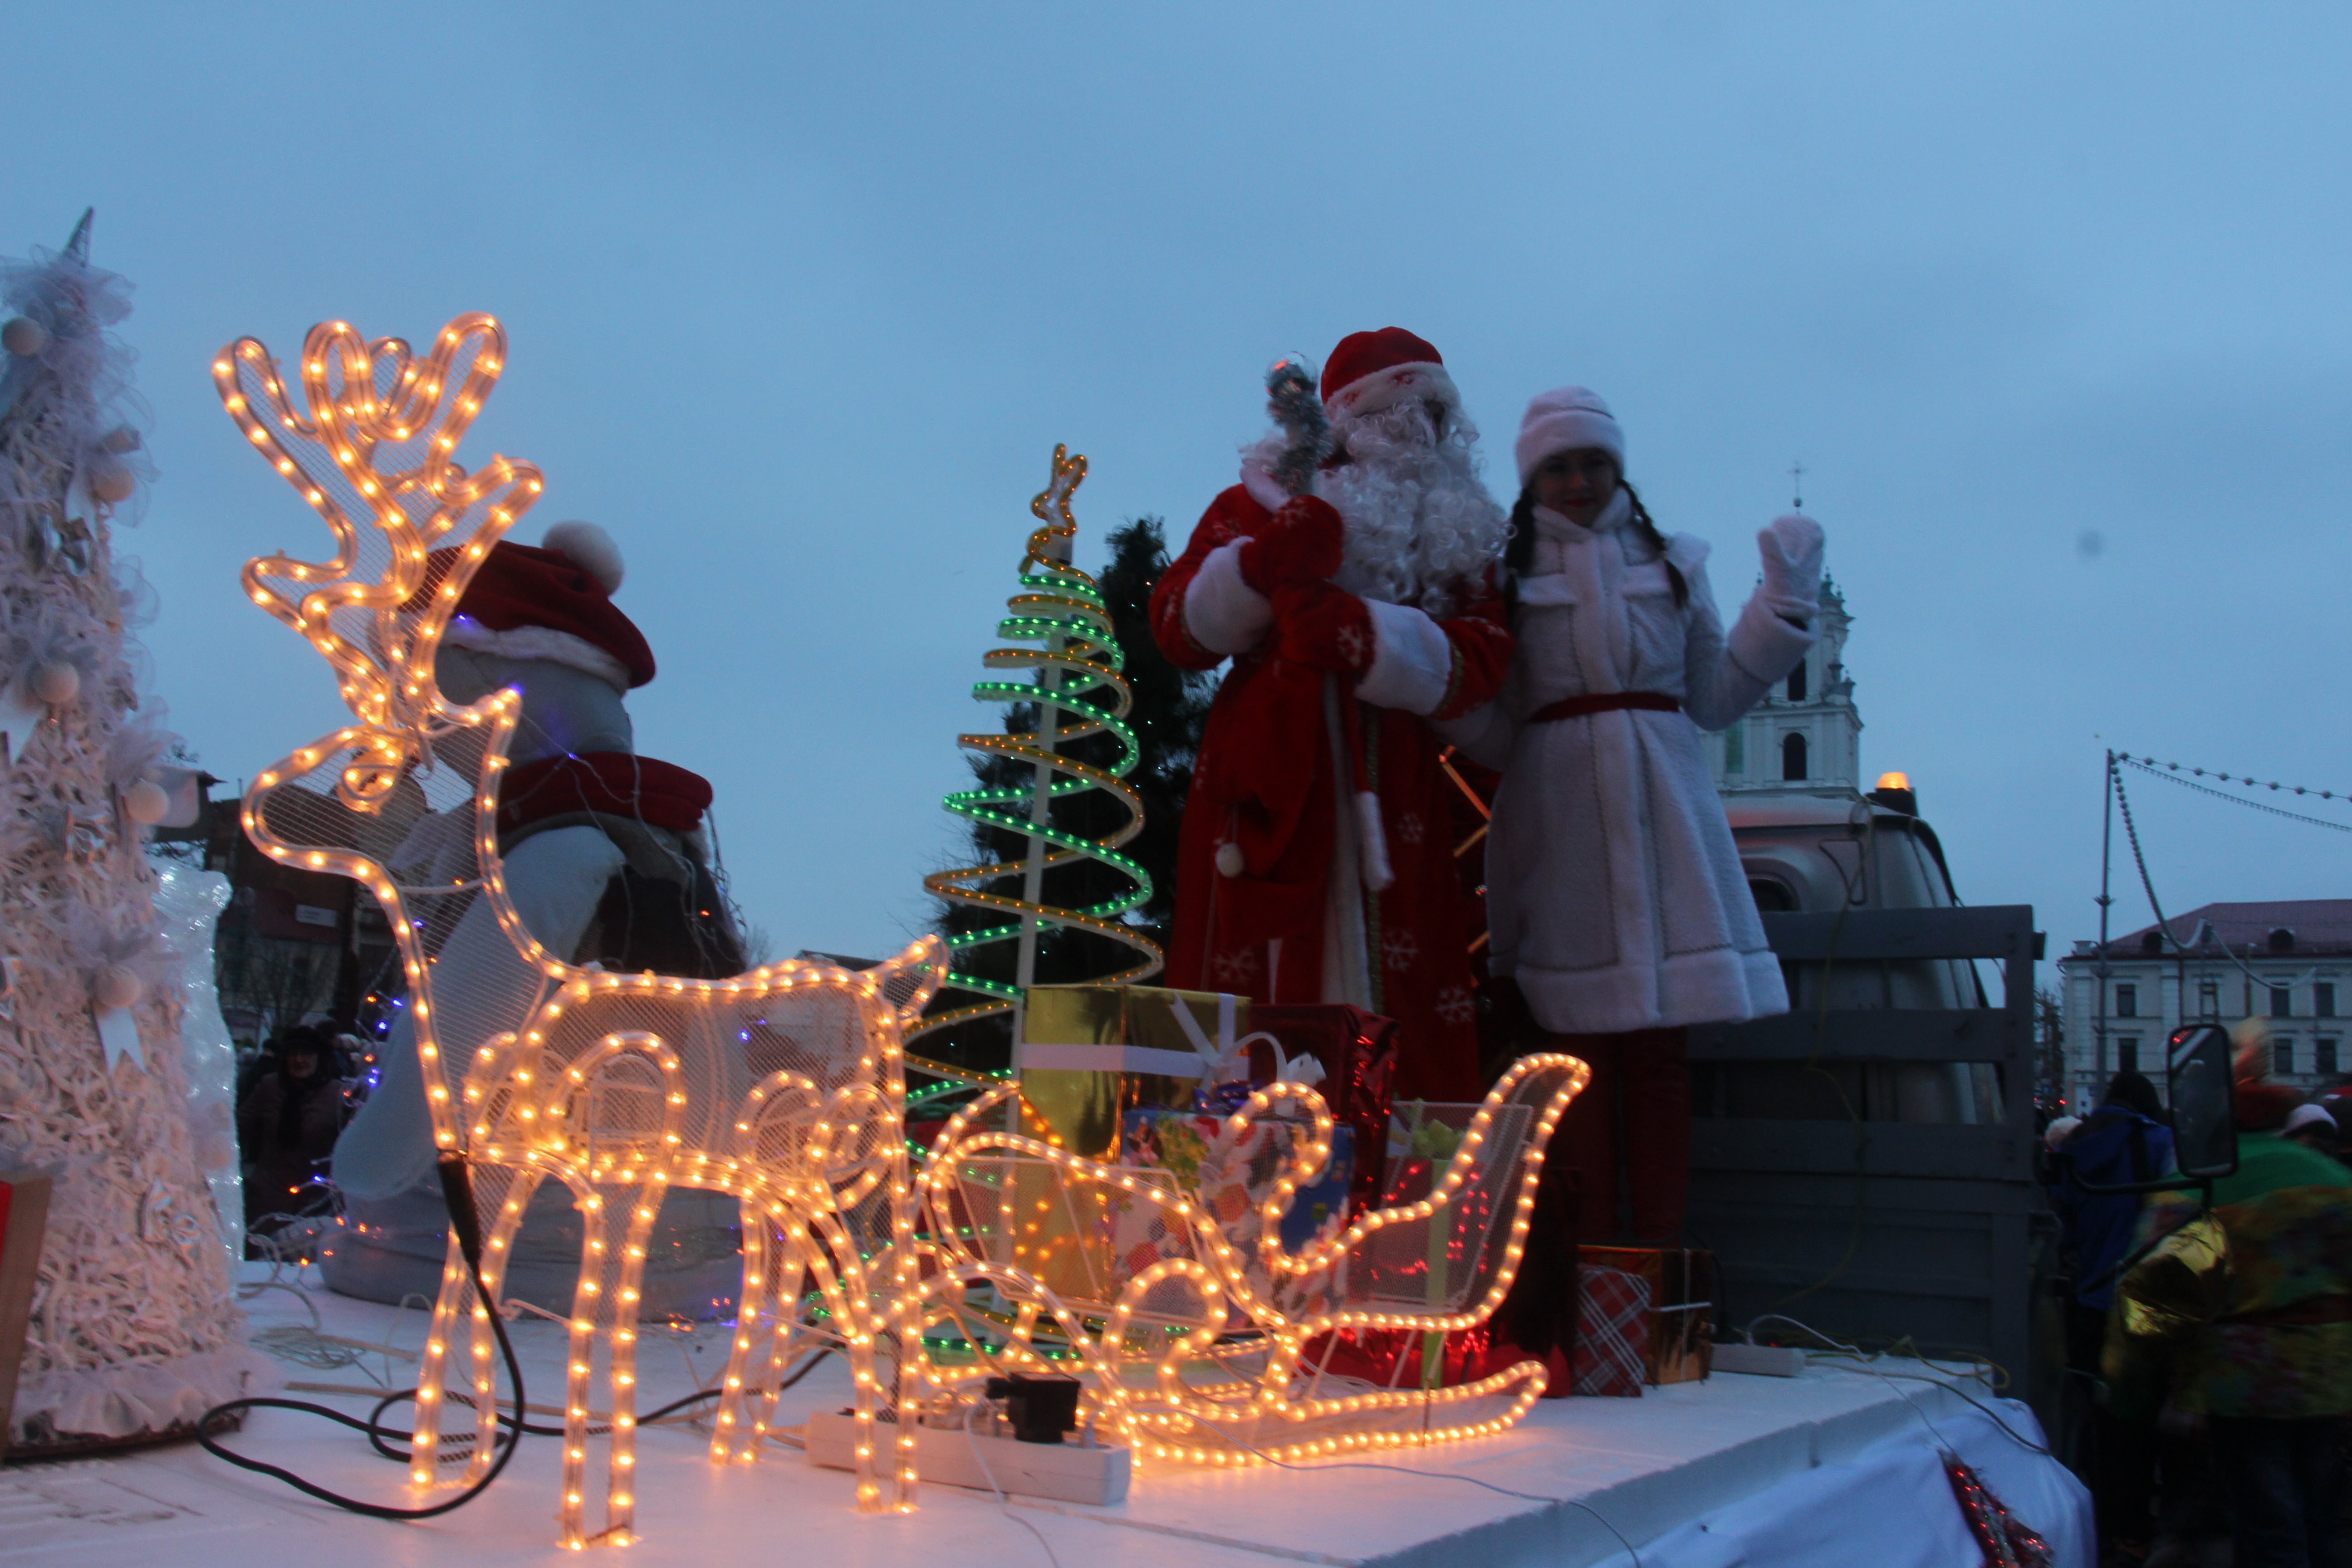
[1528,692,1681,724]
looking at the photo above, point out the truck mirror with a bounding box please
[2166,1024,2239,1181]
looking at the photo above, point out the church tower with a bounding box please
[1706,574,1861,798]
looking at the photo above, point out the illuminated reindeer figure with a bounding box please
[218,315,946,1546]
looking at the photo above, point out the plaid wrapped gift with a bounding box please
[1110,1108,1352,1318]
[1580,1246,1715,1385]
[1571,1266,1650,1397]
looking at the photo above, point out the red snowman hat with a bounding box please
[1320,327,1460,421]
[416,521,656,689]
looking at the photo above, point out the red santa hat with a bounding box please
[416,520,657,690]
[1514,386,1625,485]
[1320,327,1460,421]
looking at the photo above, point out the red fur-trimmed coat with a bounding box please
[1151,483,1511,1101]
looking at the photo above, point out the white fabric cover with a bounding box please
[11,1342,280,1441]
[1611,1400,2092,1568]
[1440,495,1815,1034]
[1181,538,1274,656]
[1356,598,1454,715]
[331,825,625,1201]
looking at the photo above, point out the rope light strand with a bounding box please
[2107,757,2322,990]
[2113,750,2352,803]
[2115,754,2352,835]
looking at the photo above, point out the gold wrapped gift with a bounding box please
[1015,984,1251,1160]
[996,985,1249,1307]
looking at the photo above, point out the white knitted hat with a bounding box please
[1514,386,1624,485]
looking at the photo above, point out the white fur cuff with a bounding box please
[1182,540,1274,657]
[1356,599,1453,715]
[443,617,634,692]
[1725,592,1817,687]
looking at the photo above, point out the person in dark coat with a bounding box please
[2055,1070,2178,1311]
[2051,1070,2179,1560]
[237,1024,350,1230]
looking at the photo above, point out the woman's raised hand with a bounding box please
[1756,513,1825,621]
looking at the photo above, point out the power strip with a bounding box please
[801,1412,1132,1505]
[1709,1342,1808,1377]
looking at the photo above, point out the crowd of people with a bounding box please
[2047,1046,2352,1568]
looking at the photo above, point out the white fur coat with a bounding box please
[1440,495,1815,1034]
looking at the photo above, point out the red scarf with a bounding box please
[497,751,712,835]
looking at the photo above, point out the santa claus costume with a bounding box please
[1441,387,1824,1240]
[1150,329,1513,1101]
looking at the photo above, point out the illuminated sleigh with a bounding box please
[892,1054,1588,1473]
[218,314,947,1545]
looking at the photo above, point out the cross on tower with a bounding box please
[1790,461,1805,510]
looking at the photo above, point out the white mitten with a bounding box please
[1756,513,1825,621]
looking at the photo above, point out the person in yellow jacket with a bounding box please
[2108,1072,2351,1568]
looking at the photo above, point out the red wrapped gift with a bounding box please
[1580,1246,1715,1385]
[1246,1005,1397,1215]
[1571,1266,1649,1397]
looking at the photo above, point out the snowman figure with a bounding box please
[323,521,747,1312]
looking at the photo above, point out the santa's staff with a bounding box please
[1257,358,1389,1005]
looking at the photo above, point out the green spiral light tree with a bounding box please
[916,445,1162,1042]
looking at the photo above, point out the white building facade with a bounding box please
[2055,900,2352,1112]
[1707,576,1861,797]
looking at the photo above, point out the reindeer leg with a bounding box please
[711,1196,777,1465]
[574,1171,665,1547]
[455,1162,537,1487]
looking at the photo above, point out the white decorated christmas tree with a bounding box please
[0,214,260,1449]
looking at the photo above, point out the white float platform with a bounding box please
[0,1264,2092,1568]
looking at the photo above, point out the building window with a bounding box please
[2116,1038,2139,1074]
[1725,722,1744,775]
[2198,980,2219,1018]
[2275,1039,2295,1075]
[2272,985,2292,1018]
[1787,662,1808,702]
[1782,732,1808,782]
[2318,1039,2341,1075]
[2115,983,2137,1018]
[2317,983,2336,1018]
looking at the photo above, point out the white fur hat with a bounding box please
[1515,386,1624,485]
[541,519,624,593]
[2286,1102,2337,1135]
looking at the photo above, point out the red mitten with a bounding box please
[1274,583,1375,675]
[1239,495,1344,593]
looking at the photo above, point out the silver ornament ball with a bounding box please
[123,779,170,824]
[93,964,144,1011]
[87,458,135,504]
[0,317,47,357]
[29,661,81,706]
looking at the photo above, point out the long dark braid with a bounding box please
[1504,479,1687,611]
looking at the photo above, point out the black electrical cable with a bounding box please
[360,1347,833,1463]
[197,1154,529,1520]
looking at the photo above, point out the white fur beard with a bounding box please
[1321,402,1508,617]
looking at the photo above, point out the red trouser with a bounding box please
[1549,1027,1690,1245]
